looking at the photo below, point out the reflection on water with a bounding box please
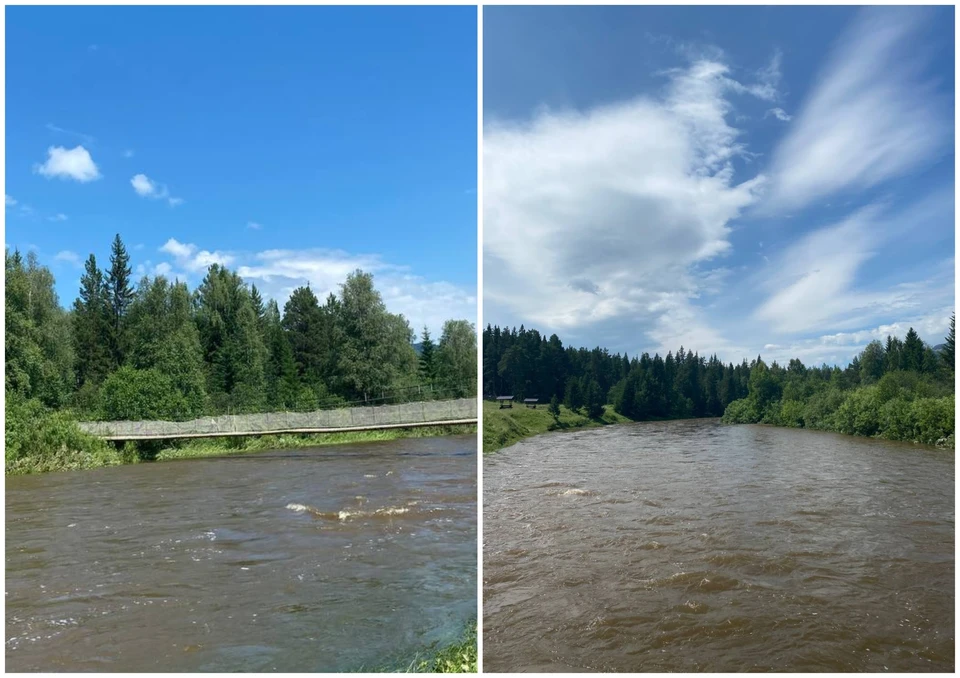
[7,435,476,672]
[484,420,954,672]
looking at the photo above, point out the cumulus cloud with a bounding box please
[153,240,475,337]
[484,55,772,353]
[34,145,101,182]
[5,195,16,207]
[131,174,183,206]
[159,238,234,273]
[764,6,951,211]
[247,221,262,230]
[48,213,68,222]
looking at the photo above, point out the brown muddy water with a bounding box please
[6,435,476,672]
[483,420,954,672]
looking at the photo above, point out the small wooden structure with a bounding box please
[523,398,539,409]
[496,395,514,409]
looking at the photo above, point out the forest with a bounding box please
[6,236,477,472]
[483,320,955,448]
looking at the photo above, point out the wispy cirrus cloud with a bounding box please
[45,123,95,146]
[764,6,951,211]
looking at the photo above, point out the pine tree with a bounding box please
[902,328,924,372]
[73,254,114,387]
[105,234,134,365]
[419,326,436,383]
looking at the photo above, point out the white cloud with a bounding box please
[131,173,160,196]
[131,173,182,206]
[54,250,82,268]
[484,55,771,352]
[765,107,792,122]
[5,195,16,207]
[752,193,955,337]
[123,149,135,158]
[48,213,68,222]
[154,240,474,337]
[158,238,234,273]
[247,221,262,230]
[756,308,954,367]
[34,145,101,182]
[765,7,951,211]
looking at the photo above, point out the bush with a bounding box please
[6,395,122,474]
[98,366,189,421]
[721,398,760,424]
[911,395,955,446]
[778,399,806,428]
[878,397,914,441]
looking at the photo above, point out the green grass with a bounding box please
[148,424,477,462]
[483,399,631,453]
[366,621,476,673]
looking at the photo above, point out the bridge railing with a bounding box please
[78,398,477,440]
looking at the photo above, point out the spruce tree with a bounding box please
[419,326,436,383]
[73,254,114,387]
[105,234,134,365]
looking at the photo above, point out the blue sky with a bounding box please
[6,6,477,337]
[484,6,955,366]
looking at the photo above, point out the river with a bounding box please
[483,419,954,672]
[6,434,476,671]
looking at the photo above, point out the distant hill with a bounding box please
[413,342,423,356]
[933,343,946,353]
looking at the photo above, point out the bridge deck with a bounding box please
[78,398,478,441]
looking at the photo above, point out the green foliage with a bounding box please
[98,366,190,421]
[106,234,134,365]
[73,254,115,387]
[548,394,561,420]
[5,396,123,474]
[336,270,419,400]
[419,326,436,382]
[436,320,477,398]
[720,397,760,424]
[5,250,75,407]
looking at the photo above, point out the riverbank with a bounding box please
[396,621,477,673]
[483,399,632,453]
[721,391,955,449]
[153,424,476,462]
[5,398,476,475]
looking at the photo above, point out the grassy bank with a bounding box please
[367,621,477,673]
[483,399,631,453]
[153,424,476,462]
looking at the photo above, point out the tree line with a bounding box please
[6,235,477,424]
[483,320,955,446]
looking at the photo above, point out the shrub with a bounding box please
[778,399,806,428]
[911,395,955,446]
[721,398,760,424]
[98,366,189,421]
[6,395,122,474]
